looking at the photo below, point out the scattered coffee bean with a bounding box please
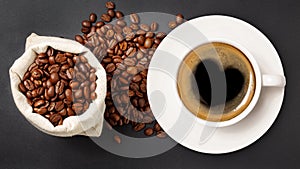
[114,135,121,144]
[107,9,115,18]
[144,128,154,136]
[150,22,158,31]
[115,11,124,19]
[106,1,115,9]
[156,131,166,138]
[89,13,97,23]
[133,123,145,132]
[153,123,161,131]
[130,13,140,24]
[101,13,111,22]
[19,47,98,126]
[75,1,184,137]
[168,20,177,29]
[140,23,150,32]
[176,13,184,24]
[82,20,91,28]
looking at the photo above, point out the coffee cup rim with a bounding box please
[177,38,262,127]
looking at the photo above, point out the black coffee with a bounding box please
[194,59,245,106]
[177,42,256,122]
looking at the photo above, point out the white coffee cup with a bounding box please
[186,38,286,127]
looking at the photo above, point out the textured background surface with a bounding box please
[1,0,299,168]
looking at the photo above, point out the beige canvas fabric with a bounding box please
[9,33,107,137]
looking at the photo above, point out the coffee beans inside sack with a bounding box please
[18,47,98,126]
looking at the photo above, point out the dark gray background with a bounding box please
[1,0,299,168]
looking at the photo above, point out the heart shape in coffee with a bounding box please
[194,59,244,106]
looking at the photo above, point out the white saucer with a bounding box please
[147,15,286,154]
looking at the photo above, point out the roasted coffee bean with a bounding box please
[49,64,60,73]
[150,22,158,31]
[76,72,86,82]
[48,56,56,65]
[78,63,88,73]
[144,38,153,48]
[34,99,45,108]
[105,1,115,9]
[114,135,121,144]
[24,79,35,91]
[80,55,88,63]
[90,82,97,92]
[140,83,146,93]
[89,13,97,23]
[107,9,115,18]
[80,81,90,88]
[28,63,38,72]
[156,32,166,39]
[47,86,55,98]
[119,77,128,85]
[72,103,83,113]
[106,63,116,73]
[110,113,121,122]
[101,14,111,22]
[156,131,166,138]
[55,54,67,63]
[89,73,97,82]
[34,107,48,115]
[67,107,75,116]
[138,98,145,108]
[153,123,161,131]
[130,13,139,24]
[124,58,136,66]
[74,89,83,99]
[81,27,90,34]
[65,89,72,101]
[126,66,138,75]
[115,11,124,19]
[31,69,43,79]
[55,81,64,95]
[140,24,150,31]
[113,25,122,34]
[47,47,54,57]
[70,81,79,89]
[143,116,153,123]
[49,114,62,126]
[59,108,67,116]
[168,21,177,29]
[96,21,105,28]
[137,36,145,45]
[130,83,140,91]
[144,128,154,136]
[133,123,145,132]
[132,75,141,83]
[19,83,27,93]
[83,86,90,99]
[82,20,91,28]
[130,24,139,31]
[145,32,154,38]
[125,32,135,41]
[176,13,184,24]
[55,101,64,112]
[123,26,132,35]
[90,92,97,100]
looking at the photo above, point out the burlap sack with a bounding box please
[9,33,107,137]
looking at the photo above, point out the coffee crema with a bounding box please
[177,42,256,122]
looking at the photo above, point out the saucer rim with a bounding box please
[147,15,285,154]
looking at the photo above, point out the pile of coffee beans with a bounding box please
[75,1,184,140]
[18,47,97,126]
